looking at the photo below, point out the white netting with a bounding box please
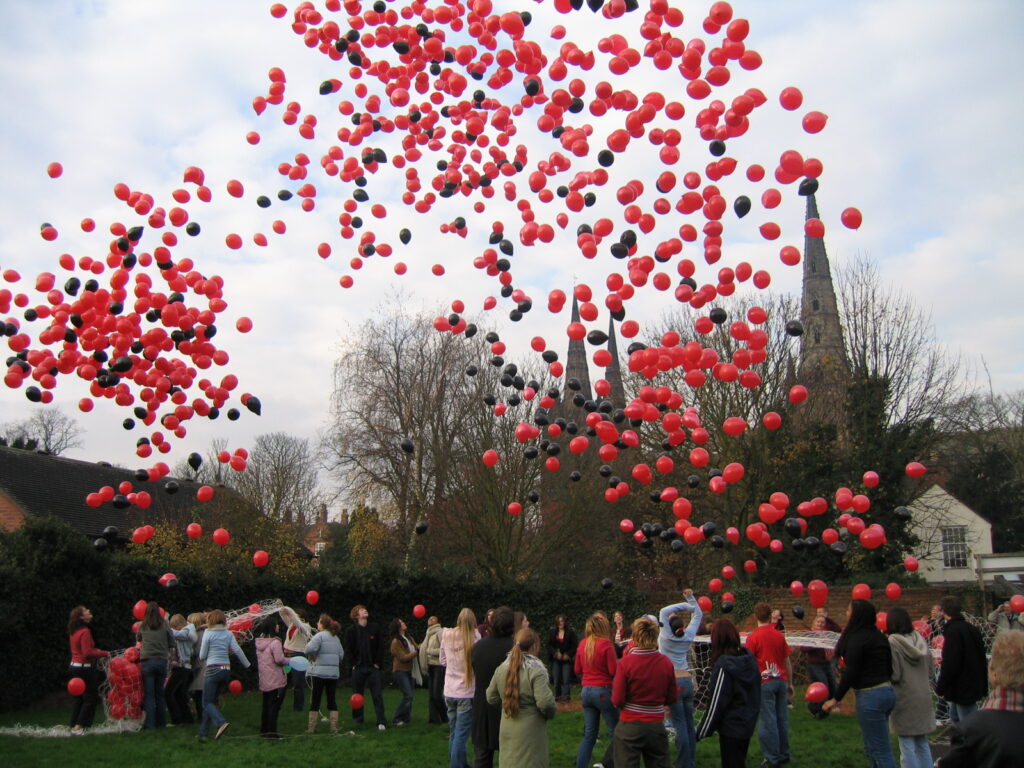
[687,613,997,712]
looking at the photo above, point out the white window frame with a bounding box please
[941,525,968,569]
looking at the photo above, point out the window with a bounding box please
[810,258,817,273]
[314,541,326,557]
[812,299,820,311]
[941,526,968,568]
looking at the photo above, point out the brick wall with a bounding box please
[0,491,26,532]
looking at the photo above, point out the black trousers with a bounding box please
[165,666,194,724]
[69,666,101,728]
[719,734,751,768]
[351,666,387,725]
[428,665,448,724]
[261,687,286,734]
[310,677,338,711]
[613,720,671,768]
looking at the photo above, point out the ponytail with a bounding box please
[503,628,538,718]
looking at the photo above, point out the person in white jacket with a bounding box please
[280,605,313,712]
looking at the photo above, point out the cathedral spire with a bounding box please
[604,315,626,409]
[564,295,593,401]
[798,193,848,378]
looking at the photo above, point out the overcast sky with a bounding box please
[0,0,1021,498]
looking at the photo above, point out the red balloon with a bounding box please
[884,583,902,600]
[743,559,757,573]
[841,207,863,230]
[67,677,86,696]
[805,682,828,703]
[762,411,782,430]
[790,581,804,598]
[47,162,64,179]
[802,111,828,133]
[619,519,635,533]
[186,523,203,539]
[350,693,365,709]
[1010,595,1024,613]
[851,583,872,600]
[862,471,880,488]
[212,528,231,547]
[196,485,214,502]
[807,579,829,609]
[132,599,148,620]
[229,679,243,694]
[253,550,270,567]
[876,611,888,633]
[482,449,499,467]
[307,590,320,605]
[822,528,839,545]
[788,385,808,404]
[697,596,713,612]
[905,462,927,478]
[413,604,427,619]
[903,556,919,572]
[709,578,723,592]
[779,87,803,110]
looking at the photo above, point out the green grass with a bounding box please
[0,685,878,767]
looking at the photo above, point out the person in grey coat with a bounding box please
[306,614,344,734]
[886,608,936,768]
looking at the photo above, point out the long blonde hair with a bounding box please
[456,608,477,685]
[503,628,539,718]
[584,613,611,665]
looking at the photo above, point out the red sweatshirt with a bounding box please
[612,648,677,721]
[575,637,617,687]
[70,627,109,664]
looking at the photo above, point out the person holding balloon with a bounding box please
[255,615,288,739]
[885,607,935,768]
[695,619,760,768]
[306,614,344,734]
[658,588,702,768]
[822,600,896,768]
[279,605,313,712]
[197,609,251,741]
[67,605,109,734]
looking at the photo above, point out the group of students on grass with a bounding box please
[67,593,1023,767]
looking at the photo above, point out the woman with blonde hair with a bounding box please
[612,617,678,768]
[938,630,1024,768]
[575,612,618,768]
[441,608,480,768]
[187,612,207,720]
[486,628,557,768]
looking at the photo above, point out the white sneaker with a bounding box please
[378,724,386,732]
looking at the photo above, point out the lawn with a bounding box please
[0,685,879,767]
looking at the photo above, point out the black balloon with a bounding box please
[785,320,804,337]
[246,397,262,416]
[721,601,734,614]
[164,480,180,495]
[601,577,613,589]
[733,196,751,218]
[400,438,415,454]
[792,605,805,619]
[399,228,411,244]
[102,525,119,541]
[187,452,203,471]
[93,537,109,551]
[112,494,130,509]
[415,521,428,535]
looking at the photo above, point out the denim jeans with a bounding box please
[576,685,618,768]
[446,696,473,768]
[897,734,933,768]
[351,666,387,725]
[757,679,791,766]
[141,658,168,729]
[198,667,230,738]
[393,670,414,724]
[553,659,573,699]
[667,676,696,768]
[948,700,977,723]
[806,662,836,717]
[855,685,897,768]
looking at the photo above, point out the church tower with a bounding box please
[798,194,848,378]
[564,295,593,401]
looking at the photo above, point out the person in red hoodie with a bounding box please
[612,616,678,768]
[574,612,618,768]
[68,605,109,734]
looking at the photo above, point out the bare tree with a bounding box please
[229,432,325,525]
[2,407,84,455]
[837,254,966,427]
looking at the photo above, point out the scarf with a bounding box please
[982,686,1024,713]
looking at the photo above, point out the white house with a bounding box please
[908,484,993,586]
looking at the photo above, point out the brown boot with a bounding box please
[307,711,318,734]
[329,711,339,734]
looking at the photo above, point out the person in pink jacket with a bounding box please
[256,616,288,739]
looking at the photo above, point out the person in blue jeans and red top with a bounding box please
[574,612,618,768]
[659,588,703,768]
[745,602,793,768]
[823,600,896,768]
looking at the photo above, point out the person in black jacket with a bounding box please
[937,629,1024,768]
[548,615,578,703]
[935,596,988,724]
[472,605,516,768]
[344,604,388,730]
[696,619,760,768]
[823,600,896,768]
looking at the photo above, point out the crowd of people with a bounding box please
[65,593,1024,767]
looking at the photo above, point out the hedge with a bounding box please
[0,517,647,713]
